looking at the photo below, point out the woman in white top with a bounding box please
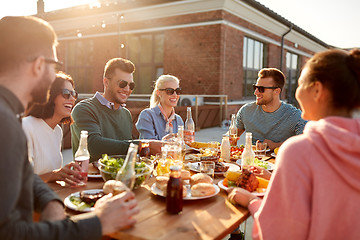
[23,72,82,185]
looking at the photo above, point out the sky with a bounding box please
[0,0,359,49]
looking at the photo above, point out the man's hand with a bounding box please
[263,139,282,151]
[40,200,66,221]
[95,191,140,235]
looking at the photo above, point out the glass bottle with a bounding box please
[166,165,183,214]
[229,114,238,147]
[74,130,90,186]
[116,143,138,190]
[184,107,195,142]
[220,135,230,162]
[241,132,255,169]
[177,125,186,161]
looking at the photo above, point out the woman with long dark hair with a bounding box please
[23,72,82,185]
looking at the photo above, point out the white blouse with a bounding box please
[22,116,63,175]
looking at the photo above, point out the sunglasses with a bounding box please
[114,80,135,90]
[159,88,182,95]
[252,84,279,93]
[61,89,78,100]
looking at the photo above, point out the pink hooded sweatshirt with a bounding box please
[248,117,360,239]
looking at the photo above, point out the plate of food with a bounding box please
[150,183,220,200]
[187,162,240,175]
[217,179,266,197]
[64,189,104,212]
[87,163,102,178]
[235,159,274,170]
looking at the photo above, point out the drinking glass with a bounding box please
[256,142,268,160]
[200,161,215,178]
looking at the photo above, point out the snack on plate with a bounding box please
[230,145,245,161]
[191,183,216,197]
[256,176,269,188]
[156,176,170,192]
[79,190,104,204]
[190,173,213,185]
[214,162,229,172]
[181,169,191,180]
[103,180,130,195]
[224,171,242,182]
[236,169,259,192]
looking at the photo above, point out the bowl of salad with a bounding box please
[98,154,154,189]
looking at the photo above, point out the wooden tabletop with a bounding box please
[48,174,250,240]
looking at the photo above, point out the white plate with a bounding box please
[64,189,103,212]
[217,180,265,197]
[150,183,220,200]
[187,162,240,175]
[270,153,276,158]
[87,173,102,178]
[235,159,274,171]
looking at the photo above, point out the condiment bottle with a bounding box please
[74,130,90,186]
[220,135,230,162]
[166,165,183,214]
[116,143,138,190]
[177,125,186,161]
[229,114,238,146]
[184,107,195,142]
[241,132,255,169]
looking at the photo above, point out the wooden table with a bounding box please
[48,174,250,240]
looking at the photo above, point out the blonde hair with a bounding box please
[150,75,180,108]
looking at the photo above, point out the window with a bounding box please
[126,33,164,94]
[65,39,94,93]
[285,52,299,104]
[243,37,265,98]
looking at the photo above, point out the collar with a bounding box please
[0,85,24,122]
[94,91,125,110]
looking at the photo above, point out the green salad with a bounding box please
[69,196,94,211]
[254,158,269,169]
[99,154,151,188]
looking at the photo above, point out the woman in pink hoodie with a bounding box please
[228,48,360,239]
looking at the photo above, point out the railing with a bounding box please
[78,93,229,129]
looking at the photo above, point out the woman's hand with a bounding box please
[227,187,258,208]
[46,162,84,185]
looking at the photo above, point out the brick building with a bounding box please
[38,0,329,106]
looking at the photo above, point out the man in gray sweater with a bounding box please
[0,16,139,239]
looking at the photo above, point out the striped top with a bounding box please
[236,101,307,143]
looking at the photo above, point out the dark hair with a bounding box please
[103,58,135,79]
[26,72,75,124]
[258,68,286,90]
[0,16,57,73]
[304,48,360,111]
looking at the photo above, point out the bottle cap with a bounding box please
[170,165,181,171]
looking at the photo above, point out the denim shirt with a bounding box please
[135,105,184,140]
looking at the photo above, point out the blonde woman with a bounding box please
[136,75,184,140]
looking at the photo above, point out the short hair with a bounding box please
[150,75,180,108]
[103,58,135,79]
[303,48,360,111]
[258,68,286,90]
[0,16,57,73]
[26,72,75,124]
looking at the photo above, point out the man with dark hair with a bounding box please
[234,68,306,150]
[0,16,139,239]
[71,58,162,163]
